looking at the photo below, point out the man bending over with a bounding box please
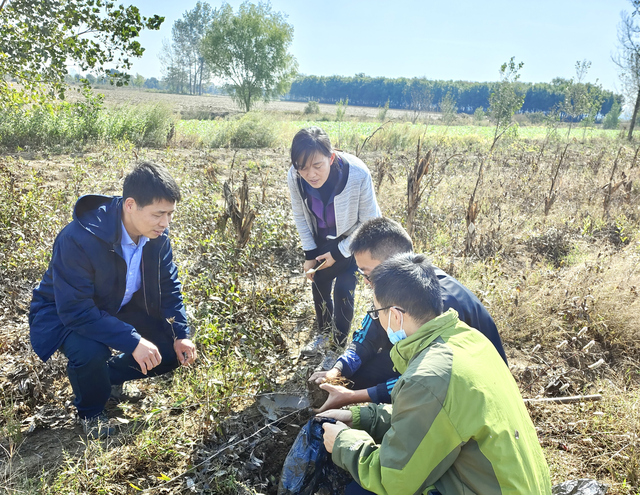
[310,217,507,412]
[29,162,196,439]
[320,253,551,494]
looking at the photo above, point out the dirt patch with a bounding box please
[179,349,333,495]
[2,426,85,480]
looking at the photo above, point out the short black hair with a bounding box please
[123,162,182,207]
[370,253,443,324]
[350,217,413,261]
[290,127,333,171]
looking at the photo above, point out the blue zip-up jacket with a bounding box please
[29,195,189,362]
[334,267,507,403]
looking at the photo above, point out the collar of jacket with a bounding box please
[72,194,124,245]
[390,308,460,374]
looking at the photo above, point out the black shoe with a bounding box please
[300,334,330,357]
[110,383,143,403]
[81,411,115,439]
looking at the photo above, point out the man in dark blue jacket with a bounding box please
[29,162,196,439]
[309,217,507,412]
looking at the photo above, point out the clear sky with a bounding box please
[126,0,630,93]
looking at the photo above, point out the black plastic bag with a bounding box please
[278,416,352,495]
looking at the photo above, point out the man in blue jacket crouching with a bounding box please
[29,162,196,439]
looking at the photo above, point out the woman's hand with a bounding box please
[315,252,335,270]
[303,259,317,280]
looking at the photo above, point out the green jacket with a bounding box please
[332,309,551,494]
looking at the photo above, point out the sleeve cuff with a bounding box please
[122,331,142,355]
[330,244,346,262]
[369,382,391,404]
[350,406,362,429]
[367,385,380,404]
[333,361,344,373]
[305,248,320,260]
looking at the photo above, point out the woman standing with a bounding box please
[288,127,381,348]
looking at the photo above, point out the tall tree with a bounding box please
[613,2,640,140]
[160,2,213,95]
[201,1,298,112]
[0,0,163,107]
[160,38,189,94]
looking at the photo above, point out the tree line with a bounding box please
[287,74,621,118]
[2,0,638,135]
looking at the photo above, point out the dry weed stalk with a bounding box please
[222,172,256,249]
[259,169,269,203]
[406,138,432,237]
[603,147,626,217]
[356,120,391,157]
[544,144,570,217]
[632,145,640,169]
[465,156,485,255]
[374,154,393,194]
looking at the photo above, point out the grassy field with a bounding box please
[179,119,620,142]
[1,91,639,494]
[177,118,620,150]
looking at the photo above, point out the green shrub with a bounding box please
[0,93,176,149]
[230,113,279,148]
[0,89,104,148]
[377,99,390,121]
[526,112,546,125]
[473,107,485,123]
[100,102,175,147]
[303,100,320,115]
[603,100,621,130]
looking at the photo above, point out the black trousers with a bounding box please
[311,256,358,346]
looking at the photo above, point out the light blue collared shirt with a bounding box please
[119,222,149,310]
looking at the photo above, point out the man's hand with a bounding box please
[174,338,197,366]
[315,383,372,413]
[317,408,353,426]
[322,421,349,453]
[309,367,341,385]
[132,337,162,375]
[315,383,355,413]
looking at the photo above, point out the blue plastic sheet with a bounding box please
[278,416,352,495]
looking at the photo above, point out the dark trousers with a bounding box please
[311,256,357,346]
[59,307,179,419]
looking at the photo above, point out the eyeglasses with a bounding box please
[366,304,405,320]
[357,268,370,282]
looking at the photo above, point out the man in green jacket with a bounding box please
[320,253,551,494]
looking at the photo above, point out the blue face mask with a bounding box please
[386,311,407,344]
